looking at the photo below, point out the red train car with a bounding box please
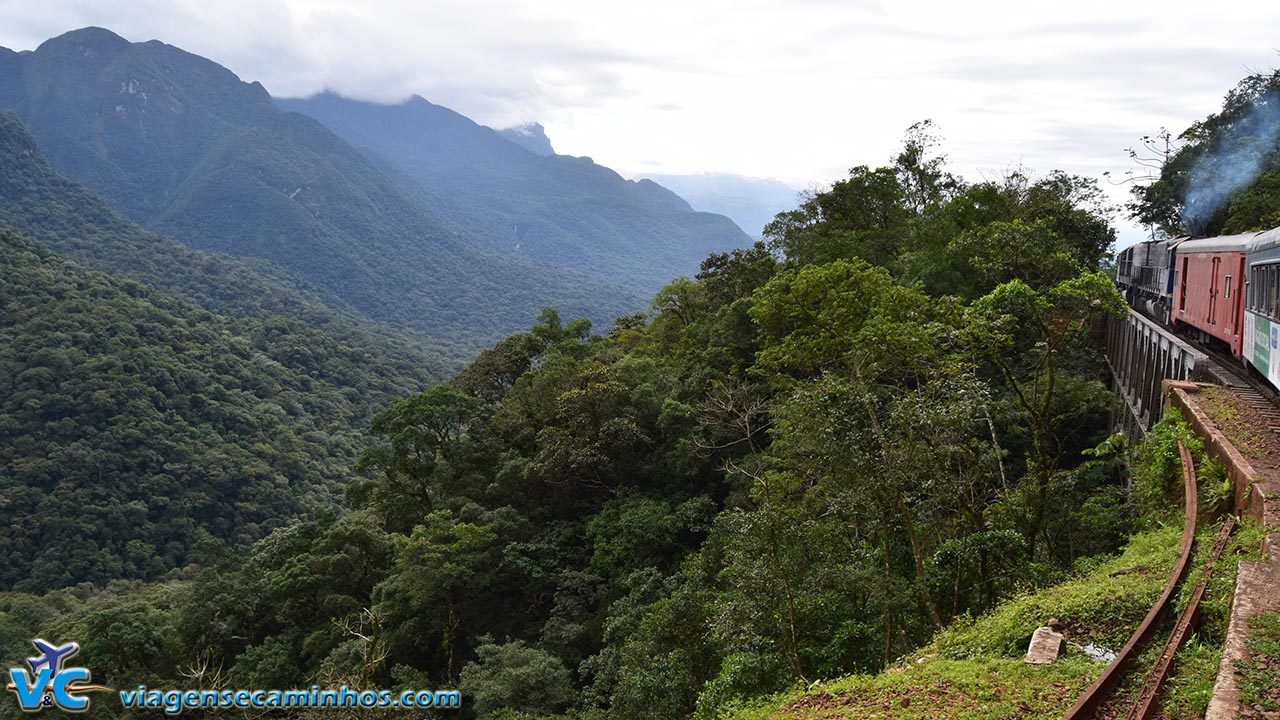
[1170,234,1251,357]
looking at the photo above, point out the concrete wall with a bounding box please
[1165,383,1280,720]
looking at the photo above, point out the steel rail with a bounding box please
[1124,516,1236,720]
[1061,440,1199,720]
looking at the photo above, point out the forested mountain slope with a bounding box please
[0,109,458,373]
[276,92,750,294]
[0,27,637,348]
[0,228,433,592]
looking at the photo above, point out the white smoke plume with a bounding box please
[1182,89,1280,234]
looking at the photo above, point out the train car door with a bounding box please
[1235,256,1246,338]
[1209,256,1220,324]
[1179,256,1188,315]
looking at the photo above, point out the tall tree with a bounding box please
[962,273,1125,557]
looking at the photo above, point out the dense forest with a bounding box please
[1,122,1131,719]
[0,227,438,591]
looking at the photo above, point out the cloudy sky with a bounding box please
[1,0,1278,244]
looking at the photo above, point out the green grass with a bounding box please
[1236,611,1280,711]
[1176,521,1265,640]
[929,524,1180,659]
[1195,387,1270,460]
[1160,636,1222,719]
[723,658,1097,720]
[723,525,1184,720]
[1157,518,1266,718]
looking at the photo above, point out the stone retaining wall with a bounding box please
[1163,381,1280,720]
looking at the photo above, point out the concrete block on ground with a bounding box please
[1024,627,1065,664]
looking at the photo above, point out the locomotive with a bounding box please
[1115,226,1280,387]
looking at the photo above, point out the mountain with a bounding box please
[0,28,637,349]
[0,226,435,592]
[499,122,555,156]
[0,109,467,591]
[0,109,460,373]
[644,173,802,238]
[275,92,751,292]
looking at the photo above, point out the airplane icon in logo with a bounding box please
[7,638,112,711]
[26,639,80,675]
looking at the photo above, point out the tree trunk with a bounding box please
[445,597,462,682]
[880,517,894,668]
[979,545,993,610]
[898,495,944,630]
[765,517,807,684]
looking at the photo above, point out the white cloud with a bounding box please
[1,0,1278,246]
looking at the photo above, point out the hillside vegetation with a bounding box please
[728,412,1267,720]
[278,93,750,295]
[0,109,457,372]
[2,122,1132,720]
[0,228,431,591]
[723,525,1180,720]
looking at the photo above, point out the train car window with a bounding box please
[1255,266,1264,314]
[1264,266,1271,315]
[1225,276,1232,299]
[1272,266,1280,320]
[1265,266,1271,314]
[1268,266,1274,316]
[1262,266,1271,315]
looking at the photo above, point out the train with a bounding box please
[1115,226,1280,387]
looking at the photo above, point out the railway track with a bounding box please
[1123,517,1235,720]
[1062,441,1237,720]
[1181,329,1280,427]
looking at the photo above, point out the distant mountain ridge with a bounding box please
[0,27,640,350]
[0,109,453,375]
[499,122,555,156]
[644,173,802,238]
[276,92,750,292]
